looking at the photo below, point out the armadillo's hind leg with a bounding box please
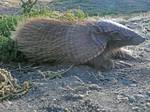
[112,48,136,61]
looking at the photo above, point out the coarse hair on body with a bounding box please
[11,17,102,64]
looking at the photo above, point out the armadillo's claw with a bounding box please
[113,61,132,69]
[112,48,137,61]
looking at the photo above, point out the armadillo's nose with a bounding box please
[132,34,145,45]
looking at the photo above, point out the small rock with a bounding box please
[117,95,128,102]
[112,78,118,84]
[63,93,84,101]
[132,106,140,111]
[130,84,137,87]
[134,94,145,100]
[88,84,101,91]
[146,92,150,96]
[99,109,106,112]
[145,102,150,108]
[128,96,136,103]
[145,98,150,102]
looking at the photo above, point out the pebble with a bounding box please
[134,94,145,100]
[146,91,150,96]
[88,84,102,91]
[132,106,140,112]
[117,94,128,102]
[128,96,136,103]
[145,102,150,108]
[145,98,150,102]
[63,93,84,101]
[130,84,137,87]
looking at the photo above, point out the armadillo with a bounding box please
[11,18,145,70]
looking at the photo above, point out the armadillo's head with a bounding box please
[97,20,145,48]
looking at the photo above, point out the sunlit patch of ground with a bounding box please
[0,12,149,112]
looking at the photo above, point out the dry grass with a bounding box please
[0,68,30,101]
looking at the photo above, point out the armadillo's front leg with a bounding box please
[92,58,132,70]
[86,55,114,71]
[98,59,114,71]
[87,55,132,71]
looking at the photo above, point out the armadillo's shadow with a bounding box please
[8,63,138,87]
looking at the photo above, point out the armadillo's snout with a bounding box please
[131,34,145,45]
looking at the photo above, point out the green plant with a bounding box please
[62,9,86,21]
[74,9,86,19]
[0,16,17,37]
[20,0,38,14]
[0,16,24,62]
[0,36,19,62]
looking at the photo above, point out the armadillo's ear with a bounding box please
[90,25,108,46]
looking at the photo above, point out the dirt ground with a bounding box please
[0,1,150,112]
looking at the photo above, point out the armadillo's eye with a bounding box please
[124,34,132,40]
